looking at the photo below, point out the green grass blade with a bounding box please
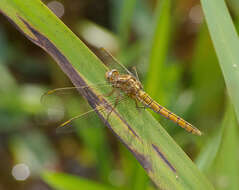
[195,103,239,189]
[117,0,137,47]
[228,0,239,19]
[42,171,117,190]
[195,128,223,173]
[145,0,172,106]
[210,104,239,190]
[0,0,214,189]
[200,0,239,122]
[195,107,225,172]
[191,23,225,131]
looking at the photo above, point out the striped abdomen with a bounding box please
[137,91,202,136]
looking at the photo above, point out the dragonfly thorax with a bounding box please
[106,69,143,98]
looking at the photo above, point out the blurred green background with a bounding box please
[0,0,238,189]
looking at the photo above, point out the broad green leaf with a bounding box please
[42,171,117,190]
[200,0,239,122]
[0,0,213,189]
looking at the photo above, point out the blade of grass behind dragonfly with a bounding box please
[145,0,175,109]
[111,0,137,47]
[200,0,239,122]
[208,103,239,190]
[0,1,214,189]
[194,102,239,190]
[191,23,225,132]
[195,126,223,173]
[145,0,182,133]
[228,0,239,36]
[228,0,239,20]
[42,171,118,190]
[195,104,226,173]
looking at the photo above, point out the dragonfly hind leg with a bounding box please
[135,100,146,111]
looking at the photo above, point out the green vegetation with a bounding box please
[0,0,238,189]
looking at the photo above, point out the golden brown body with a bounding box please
[105,69,202,136]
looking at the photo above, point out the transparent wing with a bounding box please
[98,47,134,76]
[41,83,112,106]
[55,94,129,134]
[42,83,115,133]
[55,104,105,134]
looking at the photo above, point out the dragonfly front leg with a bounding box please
[98,88,116,102]
[104,88,116,97]
[132,66,140,81]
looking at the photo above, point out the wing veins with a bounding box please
[99,47,134,76]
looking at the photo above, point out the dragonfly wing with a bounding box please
[41,83,112,105]
[56,105,105,134]
[55,94,129,134]
[98,47,134,76]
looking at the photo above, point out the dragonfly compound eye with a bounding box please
[105,69,119,82]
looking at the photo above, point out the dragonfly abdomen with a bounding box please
[137,91,202,136]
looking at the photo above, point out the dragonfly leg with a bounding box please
[104,88,116,97]
[105,91,122,121]
[132,66,140,81]
[97,88,116,102]
[135,100,146,110]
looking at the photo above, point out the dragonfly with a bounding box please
[43,48,202,136]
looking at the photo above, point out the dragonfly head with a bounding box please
[105,69,119,83]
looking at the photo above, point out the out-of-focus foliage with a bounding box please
[0,0,213,188]
[42,171,118,190]
[0,0,238,190]
[196,104,239,190]
[201,0,239,122]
